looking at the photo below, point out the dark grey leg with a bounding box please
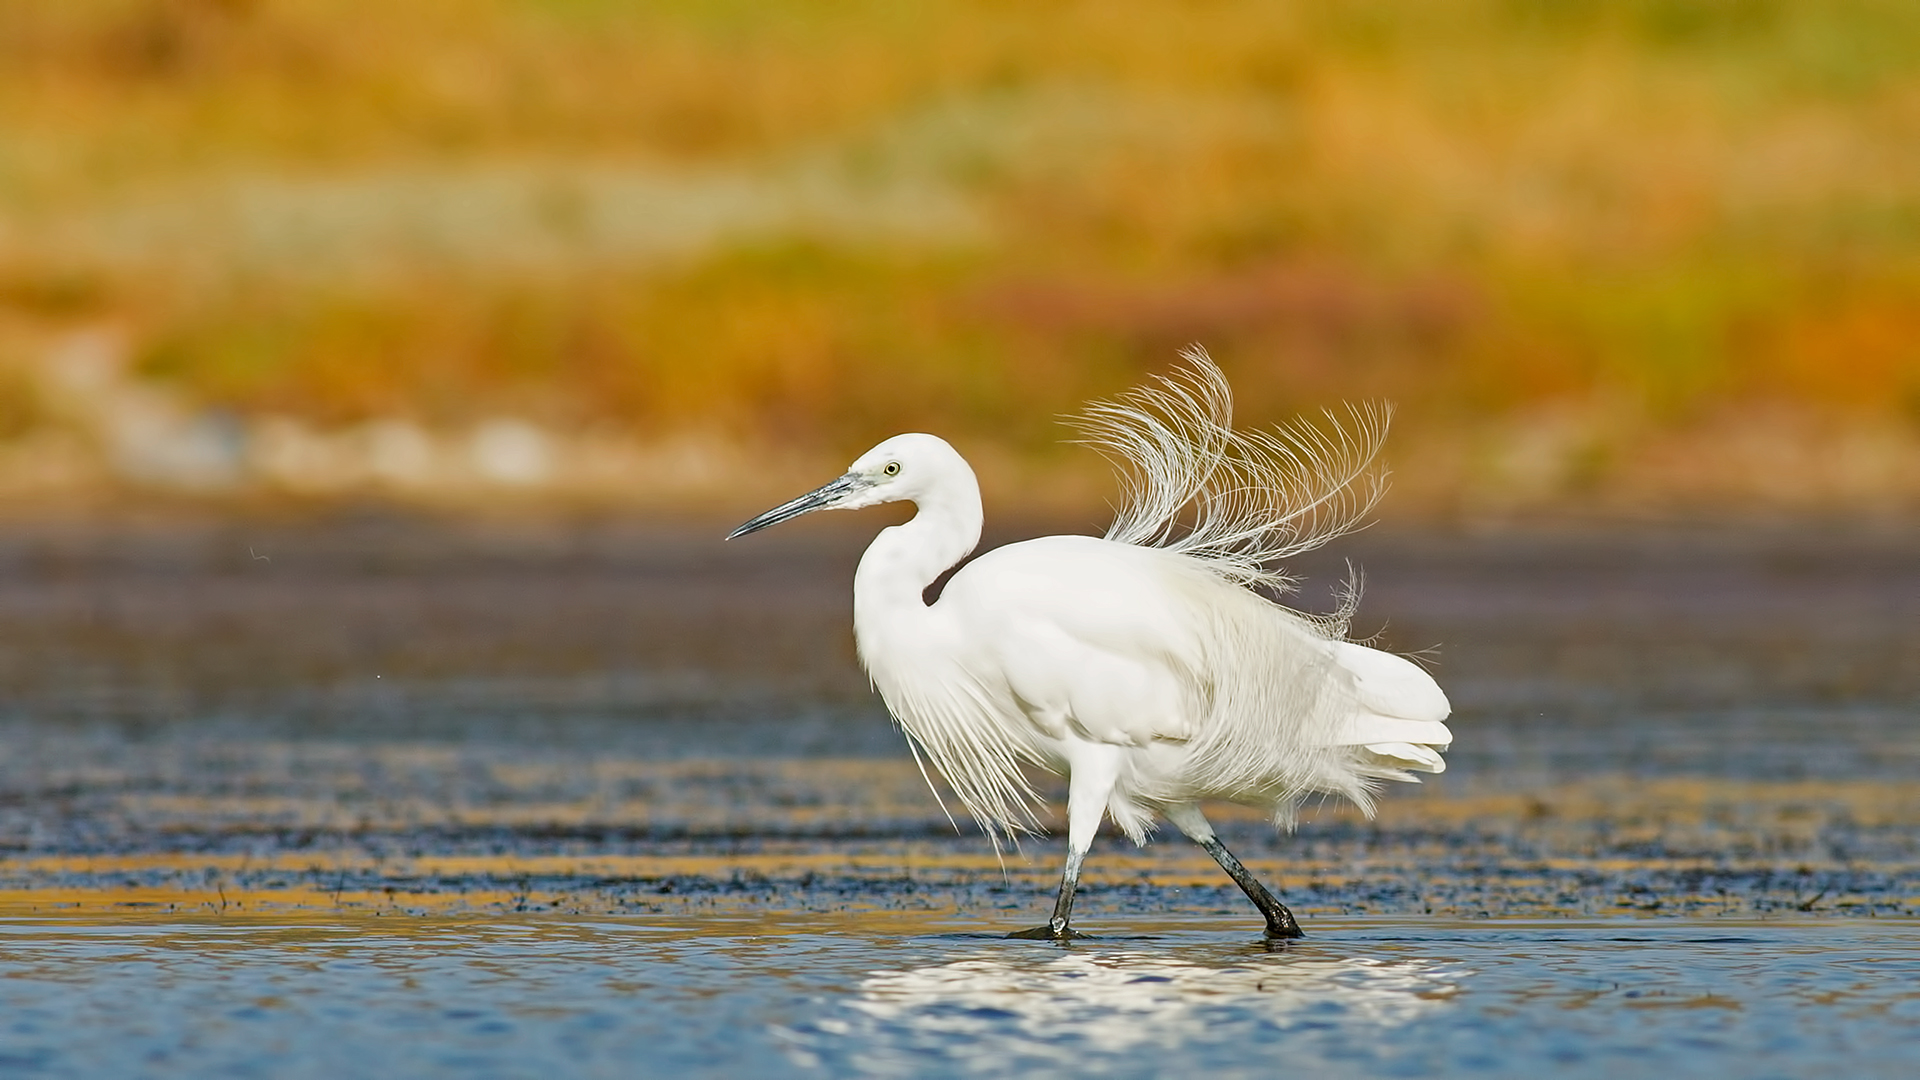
[1197,834,1303,939]
[1007,846,1090,940]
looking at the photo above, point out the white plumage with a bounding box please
[729,347,1451,939]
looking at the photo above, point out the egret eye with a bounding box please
[883,461,902,476]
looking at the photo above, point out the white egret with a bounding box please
[728,347,1451,940]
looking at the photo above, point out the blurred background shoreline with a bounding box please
[4,0,1918,524]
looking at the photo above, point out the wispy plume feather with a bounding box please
[1071,345,1390,593]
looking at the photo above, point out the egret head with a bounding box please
[727,433,967,539]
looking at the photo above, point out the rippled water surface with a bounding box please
[3,915,1917,1078]
[0,516,1914,1076]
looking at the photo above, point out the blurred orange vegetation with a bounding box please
[0,0,1916,512]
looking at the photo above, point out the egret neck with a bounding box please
[853,460,982,650]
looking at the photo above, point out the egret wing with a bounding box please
[944,537,1212,748]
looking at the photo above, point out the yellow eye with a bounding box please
[883,461,902,476]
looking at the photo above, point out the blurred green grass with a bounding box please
[1,0,1917,507]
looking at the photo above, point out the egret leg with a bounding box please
[1009,744,1119,941]
[1166,804,1303,940]
[1006,846,1088,940]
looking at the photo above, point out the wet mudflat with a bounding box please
[0,513,1915,1076]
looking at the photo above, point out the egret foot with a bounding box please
[1262,915,1304,941]
[1012,847,1091,942]
[1006,924,1089,941]
[1197,834,1304,940]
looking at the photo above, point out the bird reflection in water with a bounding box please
[779,944,1460,1071]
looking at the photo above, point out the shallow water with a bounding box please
[0,516,1915,1075]
[2,914,1917,1079]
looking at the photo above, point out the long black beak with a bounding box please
[726,473,869,539]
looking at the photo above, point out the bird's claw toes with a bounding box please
[1006,925,1088,941]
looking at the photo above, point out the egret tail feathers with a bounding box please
[1330,711,1453,752]
[1359,741,1447,774]
[1329,642,1452,783]
[1331,641,1451,722]
[1071,345,1390,592]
